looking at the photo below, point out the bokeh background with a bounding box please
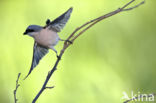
[0,0,156,103]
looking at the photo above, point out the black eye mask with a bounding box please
[24,29,34,34]
[26,29,34,33]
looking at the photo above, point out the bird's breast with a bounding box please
[34,28,59,48]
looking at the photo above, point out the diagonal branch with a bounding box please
[13,73,21,103]
[123,0,145,11]
[32,0,145,103]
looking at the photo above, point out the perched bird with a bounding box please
[23,7,73,79]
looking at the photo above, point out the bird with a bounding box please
[23,7,73,79]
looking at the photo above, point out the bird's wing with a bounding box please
[24,42,49,79]
[44,7,73,32]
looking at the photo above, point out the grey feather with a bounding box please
[24,42,49,79]
[46,7,73,32]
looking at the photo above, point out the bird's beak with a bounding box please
[23,31,27,35]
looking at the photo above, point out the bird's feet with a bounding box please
[60,39,73,44]
[65,40,73,44]
[57,55,61,60]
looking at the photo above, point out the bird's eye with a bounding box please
[26,29,34,33]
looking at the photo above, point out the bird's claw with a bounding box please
[57,55,61,59]
[66,40,73,44]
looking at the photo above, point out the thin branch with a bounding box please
[121,0,135,10]
[123,93,155,103]
[123,0,145,11]
[67,0,145,41]
[45,86,55,89]
[32,0,145,103]
[13,73,21,103]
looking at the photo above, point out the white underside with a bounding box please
[33,28,60,49]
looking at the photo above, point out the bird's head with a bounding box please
[23,25,42,37]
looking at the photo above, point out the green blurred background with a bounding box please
[0,0,156,103]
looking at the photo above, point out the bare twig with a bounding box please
[123,93,155,103]
[13,73,21,103]
[45,86,55,89]
[32,0,145,103]
[123,0,145,11]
